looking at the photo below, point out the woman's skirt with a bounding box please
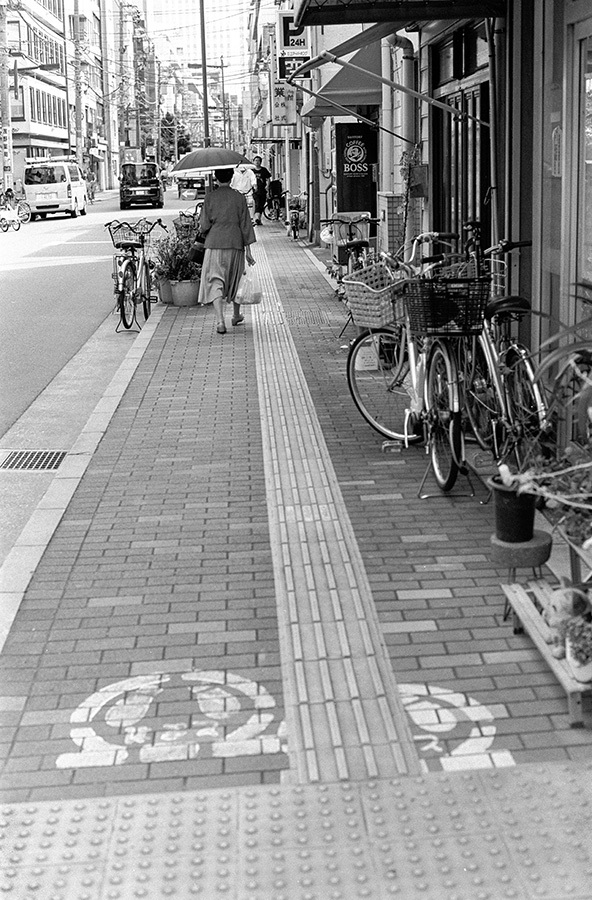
[198,248,245,305]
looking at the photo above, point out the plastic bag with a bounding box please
[236,264,262,305]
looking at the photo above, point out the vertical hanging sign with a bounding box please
[271,81,297,126]
[276,11,310,81]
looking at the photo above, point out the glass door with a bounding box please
[572,22,592,324]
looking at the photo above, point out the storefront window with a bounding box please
[577,35,592,287]
[537,1,565,335]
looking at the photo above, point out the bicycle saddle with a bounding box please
[485,294,531,320]
[344,238,369,252]
[115,239,142,250]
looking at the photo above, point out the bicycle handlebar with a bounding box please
[483,238,532,256]
[320,215,379,226]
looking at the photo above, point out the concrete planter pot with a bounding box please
[157,278,174,304]
[170,279,199,307]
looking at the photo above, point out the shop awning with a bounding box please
[294,0,506,28]
[292,22,398,79]
[299,42,381,119]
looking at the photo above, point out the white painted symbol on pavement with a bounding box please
[400,683,514,770]
[56,670,287,768]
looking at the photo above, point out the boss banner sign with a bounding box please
[335,123,378,214]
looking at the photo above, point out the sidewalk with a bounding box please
[0,223,591,898]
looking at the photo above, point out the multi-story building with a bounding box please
[3,0,70,189]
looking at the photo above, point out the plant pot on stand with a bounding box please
[487,475,537,543]
[487,475,552,591]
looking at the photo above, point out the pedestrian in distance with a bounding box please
[230,164,257,222]
[252,156,271,225]
[198,168,257,335]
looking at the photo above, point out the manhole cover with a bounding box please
[0,450,67,471]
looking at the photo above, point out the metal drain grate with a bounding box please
[0,450,67,471]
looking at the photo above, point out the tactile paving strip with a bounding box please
[1,762,591,899]
[251,247,420,784]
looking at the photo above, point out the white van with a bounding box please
[23,157,88,219]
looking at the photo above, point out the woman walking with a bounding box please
[198,168,256,334]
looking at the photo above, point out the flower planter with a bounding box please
[487,475,537,543]
[170,279,199,307]
[158,278,173,305]
[566,638,592,683]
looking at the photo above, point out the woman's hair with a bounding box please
[215,168,233,183]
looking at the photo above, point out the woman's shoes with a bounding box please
[231,315,244,326]
[216,323,227,334]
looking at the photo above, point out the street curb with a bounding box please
[0,304,166,653]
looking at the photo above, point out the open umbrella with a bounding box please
[172,148,253,176]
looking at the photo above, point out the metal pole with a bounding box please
[199,0,209,146]
[220,56,226,148]
[0,0,14,190]
[73,0,83,164]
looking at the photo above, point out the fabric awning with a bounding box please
[299,42,381,119]
[292,22,398,79]
[294,0,506,28]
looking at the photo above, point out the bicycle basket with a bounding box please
[173,211,200,240]
[108,219,154,247]
[406,278,490,337]
[342,262,405,329]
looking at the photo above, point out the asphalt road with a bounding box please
[0,190,185,440]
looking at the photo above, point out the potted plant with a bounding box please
[565,615,592,682]
[489,325,592,545]
[152,234,202,307]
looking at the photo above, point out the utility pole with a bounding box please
[0,0,14,190]
[73,0,83,164]
[220,56,226,148]
[198,0,209,146]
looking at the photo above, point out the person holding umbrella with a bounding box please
[198,168,256,335]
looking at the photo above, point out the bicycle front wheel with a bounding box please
[425,340,461,492]
[17,201,31,224]
[139,259,151,320]
[118,262,136,329]
[347,326,422,442]
[503,344,547,466]
[461,333,506,454]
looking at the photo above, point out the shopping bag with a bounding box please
[236,264,262,305]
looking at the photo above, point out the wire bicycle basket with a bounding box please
[406,277,490,337]
[173,209,201,241]
[342,262,408,329]
[107,218,162,249]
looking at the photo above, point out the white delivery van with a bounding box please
[23,157,88,219]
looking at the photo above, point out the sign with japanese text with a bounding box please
[271,81,297,126]
[276,11,310,82]
[277,12,309,57]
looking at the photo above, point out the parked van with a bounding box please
[23,157,88,219]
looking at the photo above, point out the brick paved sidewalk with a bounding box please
[0,218,591,900]
[1,220,591,808]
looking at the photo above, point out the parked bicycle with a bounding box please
[106,218,167,330]
[345,225,548,491]
[263,180,284,221]
[321,213,380,286]
[284,190,307,240]
[457,224,547,467]
[345,230,494,492]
